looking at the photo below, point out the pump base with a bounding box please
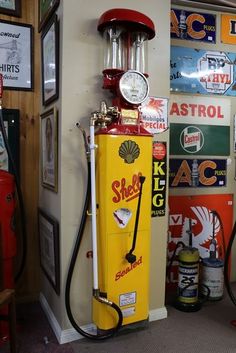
[174,300,202,312]
[97,318,149,336]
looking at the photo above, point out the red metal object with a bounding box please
[0,170,16,345]
[97,8,155,39]
[0,170,16,290]
[96,122,151,136]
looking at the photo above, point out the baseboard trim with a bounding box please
[39,292,167,344]
[149,306,168,322]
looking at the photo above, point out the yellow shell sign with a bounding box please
[221,14,236,44]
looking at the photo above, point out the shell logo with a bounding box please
[119,140,140,164]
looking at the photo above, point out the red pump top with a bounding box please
[97,8,155,39]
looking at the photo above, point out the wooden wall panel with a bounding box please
[0,0,40,301]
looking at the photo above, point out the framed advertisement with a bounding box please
[38,208,60,295]
[0,20,33,90]
[40,107,58,192]
[38,0,60,32]
[0,0,21,17]
[41,14,59,106]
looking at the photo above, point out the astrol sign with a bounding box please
[169,95,230,156]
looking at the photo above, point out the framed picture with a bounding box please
[41,14,59,106]
[38,208,60,295]
[0,0,21,17]
[38,0,60,32]
[40,107,58,192]
[0,20,33,90]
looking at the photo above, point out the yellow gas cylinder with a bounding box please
[175,246,201,312]
[93,131,152,331]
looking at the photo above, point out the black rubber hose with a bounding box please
[224,221,236,306]
[0,107,27,282]
[65,160,123,340]
[166,241,185,282]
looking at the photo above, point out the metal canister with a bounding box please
[201,258,224,301]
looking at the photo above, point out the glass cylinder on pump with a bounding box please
[102,26,126,72]
[129,32,148,74]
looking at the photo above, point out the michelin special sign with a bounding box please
[171,9,216,43]
[170,46,236,96]
[169,158,227,188]
[169,95,230,156]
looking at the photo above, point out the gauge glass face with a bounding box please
[119,70,149,105]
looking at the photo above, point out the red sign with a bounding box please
[167,194,233,289]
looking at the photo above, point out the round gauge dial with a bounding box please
[119,70,149,105]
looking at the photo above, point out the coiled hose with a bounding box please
[65,158,123,340]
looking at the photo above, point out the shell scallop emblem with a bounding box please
[119,140,140,164]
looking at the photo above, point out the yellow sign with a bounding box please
[221,14,236,44]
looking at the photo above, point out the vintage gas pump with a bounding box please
[66,8,156,340]
[91,8,155,333]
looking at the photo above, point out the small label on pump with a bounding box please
[121,109,138,125]
[119,291,136,307]
[121,306,136,317]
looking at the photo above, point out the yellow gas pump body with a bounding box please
[93,132,152,331]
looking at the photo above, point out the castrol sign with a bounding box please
[198,51,233,94]
[180,126,204,153]
[169,95,230,156]
[169,95,230,126]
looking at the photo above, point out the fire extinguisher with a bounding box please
[65,8,155,340]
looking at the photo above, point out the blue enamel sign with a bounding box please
[170,46,236,96]
[171,9,216,43]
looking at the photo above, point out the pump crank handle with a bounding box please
[125,175,146,264]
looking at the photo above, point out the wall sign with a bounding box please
[169,158,227,188]
[169,95,230,156]
[221,14,236,45]
[170,123,230,156]
[169,95,231,126]
[152,142,167,217]
[139,97,168,134]
[170,46,236,96]
[171,8,216,43]
[167,194,233,289]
